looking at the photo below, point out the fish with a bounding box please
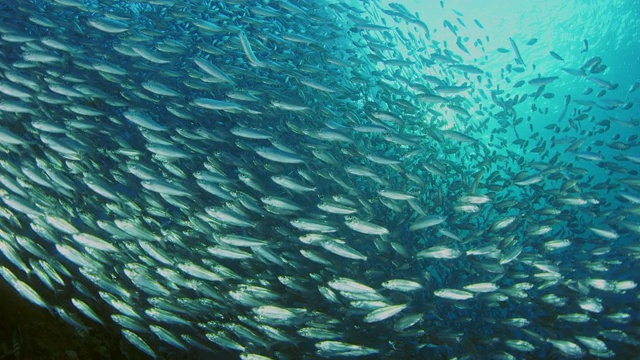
[0,1,637,359]
[344,216,390,236]
[417,246,461,259]
[463,282,499,293]
[505,339,535,352]
[123,110,168,132]
[434,288,474,300]
[509,37,525,65]
[410,215,447,231]
[319,239,367,261]
[528,76,559,86]
[315,341,379,357]
[363,304,408,323]
[0,126,27,146]
[549,50,564,61]
[255,147,305,164]
[193,58,236,85]
[381,279,424,292]
[238,30,267,68]
[581,39,589,52]
[548,339,585,358]
[122,329,157,358]
[87,17,129,34]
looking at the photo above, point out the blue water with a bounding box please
[390,0,640,197]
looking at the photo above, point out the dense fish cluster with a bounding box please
[0,0,639,358]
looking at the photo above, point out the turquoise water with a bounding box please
[389,0,640,183]
[389,0,640,115]
[392,0,640,74]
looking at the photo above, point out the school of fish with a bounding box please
[0,0,639,358]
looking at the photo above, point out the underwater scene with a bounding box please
[0,0,639,359]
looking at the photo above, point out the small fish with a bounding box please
[363,304,407,323]
[345,216,389,235]
[528,76,559,86]
[417,246,461,259]
[320,239,367,261]
[548,339,584,358]
[123,110,168,132]
[238,30,266,67]
[382,279,423,292]
[581,39,589,52]
[328,278,378,295]
[315,341,379,357]
[122,329,157,358]
[255,147,305,164]
[434,288,473,300]
[509,37,525,65]
[410,215,447,231]
[463,282,499,293]
[549,51,564,61]
[253,305,302,323]
[87,17,129,33]
[505,339,535,352]
[0,127,27,146]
